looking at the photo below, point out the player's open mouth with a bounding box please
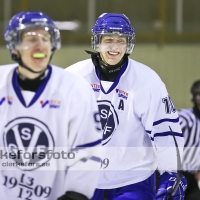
[32,53,46,59]
[108,51,119,55]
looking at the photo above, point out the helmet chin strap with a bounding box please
[99,53,128,74]
[86,50,129,82]
[11,49,55,75]
[85,50,129,74]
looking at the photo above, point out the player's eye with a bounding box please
[38,33,51,42]
[117,39,126,44]
[105,38,113,43]
[42,36,50,42]
[25,36,37,43]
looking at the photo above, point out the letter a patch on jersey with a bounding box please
[118,99,124,110]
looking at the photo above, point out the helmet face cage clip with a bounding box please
[91,13,135,54]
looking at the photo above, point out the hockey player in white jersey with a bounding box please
[0,11,102,200]
[66,13,187,200]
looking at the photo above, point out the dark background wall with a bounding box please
[0,0,200,44]
[4,0,199,28]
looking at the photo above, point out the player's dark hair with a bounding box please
[191,80,200,102]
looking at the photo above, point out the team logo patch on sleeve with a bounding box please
[3,117,55,170]
[40,99,61,108]
[0,96,13,105]
[7,96,13,105]
[116,88,128,100]
[91,84,100,92]
[98,100,119,145]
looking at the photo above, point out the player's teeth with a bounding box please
[33,53,45,58]
[109,52,118,55]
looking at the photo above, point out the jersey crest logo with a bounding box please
[3,117,55,170]
[98,100,119,145]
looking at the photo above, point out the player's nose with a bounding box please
[108,41,120,49]
[34,36,48,50]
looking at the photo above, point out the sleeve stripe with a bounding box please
[146,130,182,140]
[72,139,102,152]
[146,130,151,134]
[90,156,101,162]
[154,131,183,138]
[150,137,154,141]
[153,117,179,126]
[145,130,154,141]
[80,156,101,163]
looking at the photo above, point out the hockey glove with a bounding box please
[156,171,187,200]
[57,191,88,200]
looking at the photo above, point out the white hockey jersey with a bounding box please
[66,58,184,189]
[0,64,102,199]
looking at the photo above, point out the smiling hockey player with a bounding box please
[66,13,187,200]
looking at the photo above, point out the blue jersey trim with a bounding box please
[0,97,6,105]
[153,117,179,126]
[102,137,112,145]
[72,139,102,152]
[145,130,154,141]
[154,131,183,138]
[146,130,152,134]
[90,156,101,162]
[96,58,128,94]
[80,156,101,163]
[12,66,52,108]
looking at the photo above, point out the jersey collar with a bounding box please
[12,65,52,108]
[95,58,128,94]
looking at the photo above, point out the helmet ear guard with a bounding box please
[91,13,136,54]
